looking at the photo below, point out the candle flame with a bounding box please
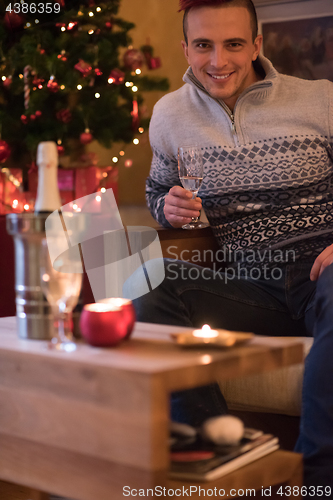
[84,303,121,313]
[193,324,219,339]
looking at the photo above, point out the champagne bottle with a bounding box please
[34,141,62,214]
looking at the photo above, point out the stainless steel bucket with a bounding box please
[6,213,55,340]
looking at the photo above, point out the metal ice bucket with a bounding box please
[6,213,55,340]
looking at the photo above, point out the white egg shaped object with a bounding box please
[202,415,244,445]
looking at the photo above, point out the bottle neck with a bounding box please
[34,161,62,213]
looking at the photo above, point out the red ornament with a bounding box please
[56,108,72,123]
[75,59,92,78]
[39,48,46,55]
[57,145,65,156]
[131,100,139,130]
[4,12,24,30]
[94,68,103,76]
[30,114,36,121]
[108,68,125,85]
[20,114,28,124]
[47,77,59,92]
[32,77,44,87]
[80,129,93,145]
[57,50,67,61]
[0,140,11,163]
[123,49,144,71]
[147,56,162,70]
[105,21,112,29]
[35,110,42,118]
[141,42,162,70]
[3,76,12,88]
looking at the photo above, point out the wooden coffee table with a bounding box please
[0,317,303,499]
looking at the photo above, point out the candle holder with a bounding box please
[171,324,253,348]
[80,300,135,347]
[97,298,136,339]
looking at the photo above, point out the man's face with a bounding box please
[182,6,263,110]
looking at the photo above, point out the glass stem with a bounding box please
[191,192,199,223]
[58,312,68,343]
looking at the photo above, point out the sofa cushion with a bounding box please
[218,337,313,416]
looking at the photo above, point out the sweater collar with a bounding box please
[183,55,278,100]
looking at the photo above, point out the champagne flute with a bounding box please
[178,146,209,230]
[40,238,83,352]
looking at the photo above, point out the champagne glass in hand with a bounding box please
[178,146,209,229]
[40,238,83,352]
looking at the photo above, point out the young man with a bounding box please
[132,0,333,489]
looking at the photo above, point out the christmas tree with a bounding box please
[0,0,169,183]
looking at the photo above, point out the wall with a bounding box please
[256,0,333,21]
[93,0,333,206]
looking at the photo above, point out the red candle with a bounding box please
[97,298,136,339]
[80,303,130,347]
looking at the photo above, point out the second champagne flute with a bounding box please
[40,238,83,352]
[178,146,209,229]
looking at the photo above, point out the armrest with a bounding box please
[156,226,220,268]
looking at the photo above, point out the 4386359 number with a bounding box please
[276,485,332,496]
[6,3,61,14]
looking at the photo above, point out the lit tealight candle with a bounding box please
[193,324,219,339]
[80,299,135,347]
[98,298,136,339]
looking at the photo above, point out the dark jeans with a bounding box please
[128,259,333,489]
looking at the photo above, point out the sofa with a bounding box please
[157,226,312,449]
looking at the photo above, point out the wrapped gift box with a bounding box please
[0,169,24,214]
[28,166,118,208]
[75,166,118,203]
[2,166,119,213]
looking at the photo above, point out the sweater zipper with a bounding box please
[218,100,238,145]
[185,69,272,146]
[218,80,272,146]
[230,113,236,136]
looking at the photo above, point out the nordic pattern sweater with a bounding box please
[146,56,333,268]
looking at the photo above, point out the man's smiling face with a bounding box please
[182,5,262,110]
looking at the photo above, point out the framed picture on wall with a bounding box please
[254,0,307,5]
[260,14,333,81]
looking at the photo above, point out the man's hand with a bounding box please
[164,186,202,228]
[310,244,333,281]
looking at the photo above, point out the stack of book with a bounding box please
[169,428,279,481]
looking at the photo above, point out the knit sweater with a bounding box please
[146,56,333,268]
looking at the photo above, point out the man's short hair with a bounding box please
[179,0,258,44]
